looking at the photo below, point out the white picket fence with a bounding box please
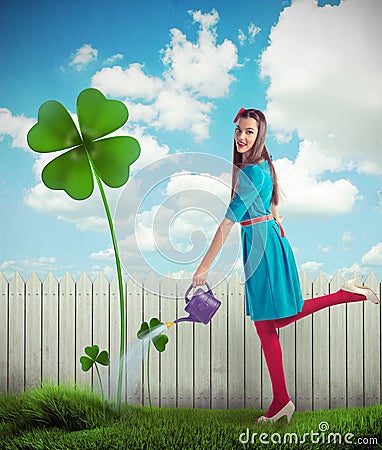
[0,270,381,411]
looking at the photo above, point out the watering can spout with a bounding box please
[166,321,175,329]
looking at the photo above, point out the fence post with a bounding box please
[363,272,381,406]
[295,271,314,411]
[58,272,75,387]
[109,275,124,402]
[41,272,59,386]
[9,272,25,393]
[227,271,245,409]
[160,274,177,408]
[93,273,110,398]
[0,272,8,393]
[345,271,363,408]
[25,272,42,390]
[176,276,193,408]
[244,286,262,410]
[329,271,347,409]
[211,273,228,410]
[142,272,160,408]
[312,271,330,410]
[194,280,211,409]
[75,273,93,388]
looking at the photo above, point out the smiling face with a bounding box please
[234,117,259,159]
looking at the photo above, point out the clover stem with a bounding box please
[85,149,125,414]
[95,363,105,406]
[147,343,152,411]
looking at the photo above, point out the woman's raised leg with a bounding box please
[273,278,379,329]
[253,320,291,418]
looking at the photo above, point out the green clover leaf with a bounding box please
[27,88,140,200]
[137,321,150,340]
[137,318,168,353]
[152,334,168,352]
[80,345,110,372]
[149,317,161,330]
[96,350,110,366]
[80,355,94,372]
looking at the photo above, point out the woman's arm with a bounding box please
[192,217,235,287]
[271,203,283,224]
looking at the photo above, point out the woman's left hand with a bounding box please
[192,265,209,287]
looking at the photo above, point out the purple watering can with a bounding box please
[166,282,221,329]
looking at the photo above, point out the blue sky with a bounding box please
[1,0,381,283]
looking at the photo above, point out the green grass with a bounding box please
[0,384,381,449]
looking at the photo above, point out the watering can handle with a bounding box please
[185,282,212,303]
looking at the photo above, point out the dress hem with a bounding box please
[246,299,304,322]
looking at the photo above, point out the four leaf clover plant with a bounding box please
[137,318,169,410]
[27,88,140,413]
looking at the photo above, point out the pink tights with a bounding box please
[254,289,366,417]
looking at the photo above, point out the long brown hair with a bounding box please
[231,108,280,205]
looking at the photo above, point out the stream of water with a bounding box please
[110,323,169,405]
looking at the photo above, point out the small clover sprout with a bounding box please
[80,345,110,404]
[137,318,169,409]
[137,318,169,352]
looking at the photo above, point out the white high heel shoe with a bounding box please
[256,400,295,423]
[342,277,380,304]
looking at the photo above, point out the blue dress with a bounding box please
[225,161,304,321]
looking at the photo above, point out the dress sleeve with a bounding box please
[225,165,264,222]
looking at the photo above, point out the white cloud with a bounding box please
[70,44,98,70]
[260,0,382,173]
[170,270,193,280]
[91,9,238,141]
[123,102,157,124]
[376,190,382,212]
[88,265,116,281]
[24,178,111,232]
[0,256,65,280]
[335,263,363,279]
[116,170,232,256]
[92,64,163,101]
[104,53,124,65]
[165,170,231,206]
[162,9,238,98]
[275,143,359,218]
[90,248,114,261]
[123,125,170,171]
[238,29,246,46]
[317,244,331,253]
[117,205,176,254]
[0,260,17,269]
[300,261,323,273]
[106,164,241,281]
[0,108,35,150]
[238,23,260,46]
[361,242,382,266]
[248,23,261,41]
[153,89,213,141]
[342,231,354,252]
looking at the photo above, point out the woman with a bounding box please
[192,108,379,423]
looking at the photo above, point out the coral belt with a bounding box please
[240,214,285,238]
